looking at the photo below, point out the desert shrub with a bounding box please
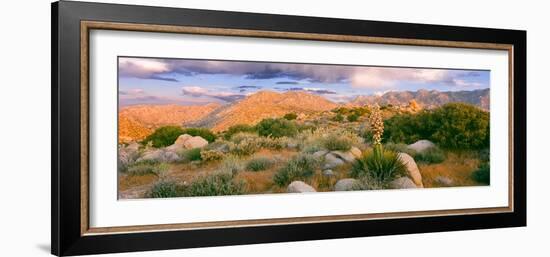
[383,103,489,149]
[229,138,260,156]
[142,126,184,147]
[200,150,225,162]
[182,173,246,197]
[384,142,417,157]
[322,133,352,151]
[256,118,298,138]
[347,113,360,122]
[181,128,217,143]
[178,148,202,162]
[332,113,344,122]
[246,157,274,171]
[273,154,319,187]
[332,107,351,115]
[283,113,298,120]
[350,146,406,185]
[229,132,259,144]
[219,155,245,175]
[415,147,446,164]
[126,160,169,177]
[149,180,181,198]
[224,124,256,140]
[472,162,490,184]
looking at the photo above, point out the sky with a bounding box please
[118,57,490,106]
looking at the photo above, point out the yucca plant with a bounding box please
[351,146,406,185]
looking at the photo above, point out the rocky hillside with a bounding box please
[349,88,490,110]
[118,116,152,143]
[119,103,220,128]
[200,91,338,132]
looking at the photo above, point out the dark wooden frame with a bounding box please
[52,1,526,256]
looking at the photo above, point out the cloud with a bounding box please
[181,86,245,102]
[119,88,186,106]
[284,87,337,95]
[119,57,488,89]
[276,81,300,85]
[235,85,261,89]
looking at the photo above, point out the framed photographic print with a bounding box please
[51,1,526,256]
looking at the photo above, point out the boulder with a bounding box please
[331,150,356,163]
[397,153,423,187]
[138,149,180,163]
[435,176,453,186]
[313,150,328,159]
[407,140,435,153]
[287,181,316,193]
[390,177,417,189]
[322,169,335,177]
[323,153,345,169]
[166,134,208,151]
[334,178,359,191]
[349,146,362,158]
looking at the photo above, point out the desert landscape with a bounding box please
[117,57,490,199]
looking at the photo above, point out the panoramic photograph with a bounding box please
[117,57,491,199]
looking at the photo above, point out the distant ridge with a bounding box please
[348,88,490,110]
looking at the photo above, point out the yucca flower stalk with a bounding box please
[369,104,384,149]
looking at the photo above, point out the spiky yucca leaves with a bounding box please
[351,146,406,186]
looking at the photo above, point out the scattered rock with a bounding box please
[389,177,417,189]
[435,176,453,186]
[138,149,180,163]
[407,140,435,153]
[205,141,230,153]
[331,150,356,163]
[349,146,362,158]
[334,178,359,191]
[322,169,335,177]
[287,181,316,193]
[323,153,345,169]
[313,150,329,159]
[118,142,140,169]
[397,153,424,187]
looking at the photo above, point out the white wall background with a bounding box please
[0,0,546,256]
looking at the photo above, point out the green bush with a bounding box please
[182,173,246,197]
[283,113,298,120]
[224,124,256,140]
[415,147,446,164]
[350,146,406,185]
[347,113,359,122]
[256,118,298,138]
[472,162,490,184]
[149,180,182,198]
[383,103,490,149]
[332,113,344,122]
[246,157,274,171]
[181,128,217,143]
[142,126,184,147]
[273,154,319,187]
[178,148,202,162]
[322,134,352,151]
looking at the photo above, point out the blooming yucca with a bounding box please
[369,104,384,146]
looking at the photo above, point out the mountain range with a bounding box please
[118,89,489,143]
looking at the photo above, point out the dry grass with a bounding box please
[420,152,481,187]
[118,173,157,191]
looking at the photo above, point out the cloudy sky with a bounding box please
[118,57,490,106]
